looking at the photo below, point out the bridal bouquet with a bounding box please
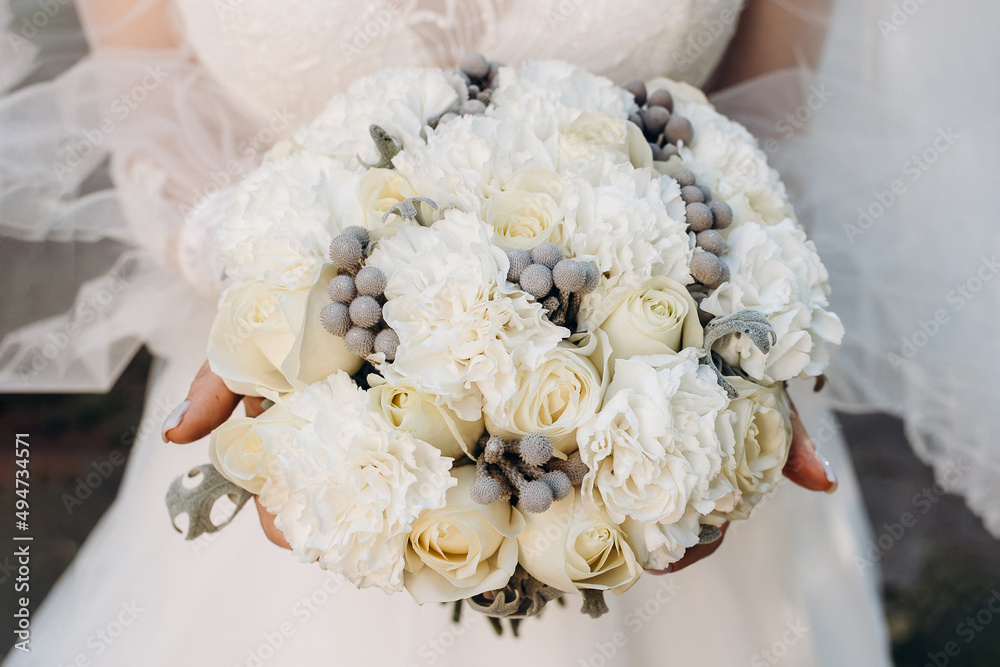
[183,55,843,621]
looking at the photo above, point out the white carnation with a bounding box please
[218,151,361,290]
[367,211,566,420]
[295,67,466,164]
[700,220,845,383]
[257,372,456,593]
[577,350,732,526]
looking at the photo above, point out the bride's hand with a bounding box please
[162,361,291,548]
[163,363,839,558]
[647,398,838,574]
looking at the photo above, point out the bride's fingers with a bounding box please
[244,396,267,418]
[161,361,242,444]
[782,401,838,493]
[255,497,291,550]
[646,524,729,575]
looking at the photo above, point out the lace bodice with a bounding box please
[174,0,745,123]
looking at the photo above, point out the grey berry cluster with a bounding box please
[320,226,400,360]
[623,79,695,161]
[430,52,504,128]
[470,433,589,514]
[507,242,598,331]
[666,167,734,291]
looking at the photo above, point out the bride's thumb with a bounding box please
[161,361,242,444]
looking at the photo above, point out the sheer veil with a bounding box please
[713,0,1000,537]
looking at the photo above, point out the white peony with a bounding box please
[368,211,566,420]
[257,372,456,593]
[700,220,845,383]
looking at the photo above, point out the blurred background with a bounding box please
[2,2,999,665]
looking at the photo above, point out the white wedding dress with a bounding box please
[12,0,989,664]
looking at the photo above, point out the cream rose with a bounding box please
[558,112,652,170]
[356,168,420,237]
[483,169,565,251]
[713,377,793,521]
[593,276,704,365]
[209,402,295,494]
[208,267,364,397]
[484,342,604,455]
[404,466,525,603]
[368,377,484,460]
[518,488,640,595]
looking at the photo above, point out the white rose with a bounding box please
[482,169,566,250]
[207,282,304,396]
[484,342,604,455]
[355,168,420,237]
[208,268,363,396]
[404,466,525,604]
[713,377,793,521]
[593,276,704,365]
[558,112,651,170]
[368,377,484,460]
[209,402,294,494]
[518,488,641,595]
[257,372,456,593]
[576,351,730,525]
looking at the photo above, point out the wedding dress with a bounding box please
[0,0,928,664]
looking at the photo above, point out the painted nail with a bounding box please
[821,456,838,494]
[161,400,191,443]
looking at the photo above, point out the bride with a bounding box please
[4,0,963,664]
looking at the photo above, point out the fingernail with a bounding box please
[161,400,191,443]
[821,456,838,494]
[663,564,675,574]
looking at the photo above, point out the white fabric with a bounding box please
[713,0,1000,538]
[0,0,901,665]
